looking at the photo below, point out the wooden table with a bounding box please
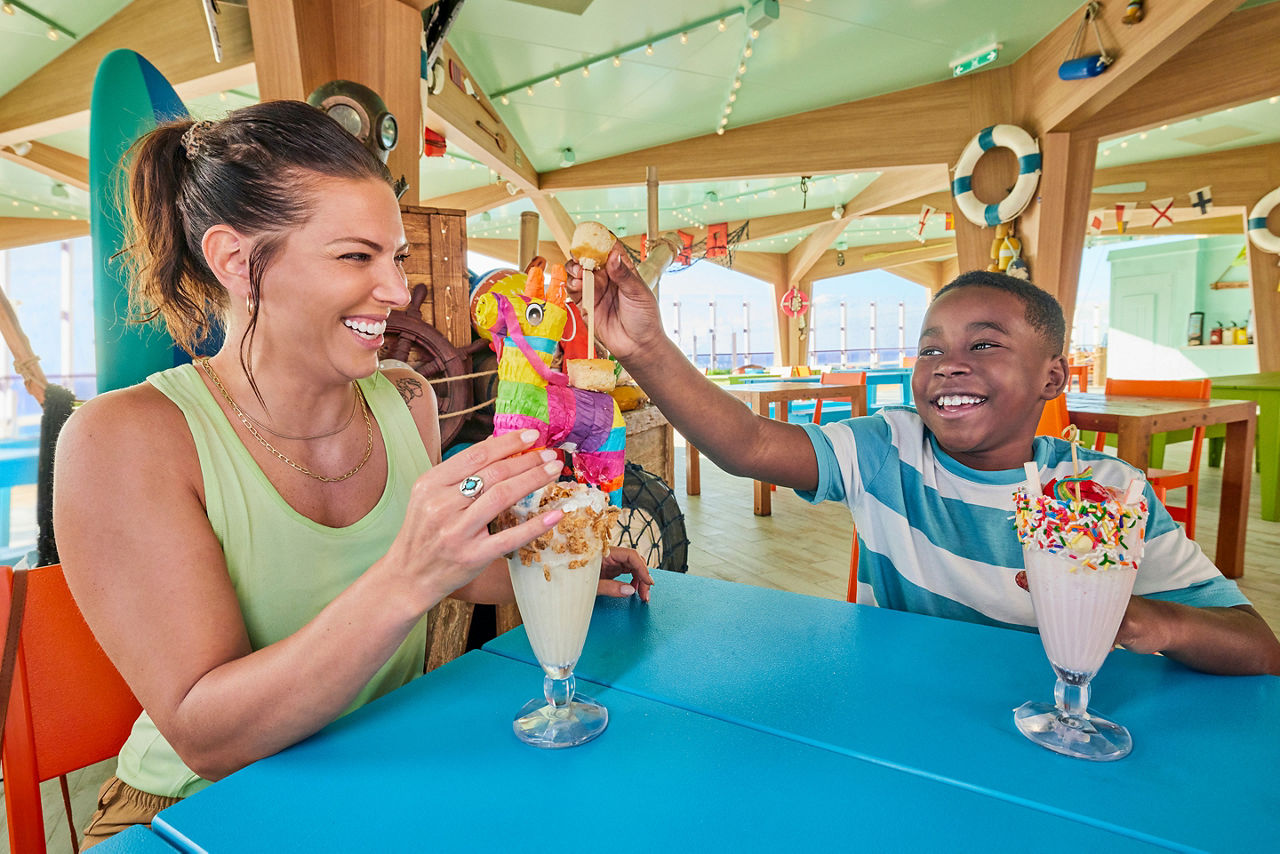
[685,381,867,515]
[1065,392,1256,578]
[1208,371,1279,522]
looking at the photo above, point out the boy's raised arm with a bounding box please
[566,244,820,492]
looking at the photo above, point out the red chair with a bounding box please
[1035,393,1071,438]
[812,371,866,425]
[1,564,142,853]
[845,522,860,604]
[1091,378,1211,538]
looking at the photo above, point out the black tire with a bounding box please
[615,463,689,574]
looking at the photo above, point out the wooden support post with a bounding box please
[1016,131,1097,323]
[518,211,540,270]
[646,166,660,299]
[247,0,423,203]
[1246,215,1280,373]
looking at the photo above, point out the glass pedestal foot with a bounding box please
[1013,700,1132,761]
[513,694,608,748]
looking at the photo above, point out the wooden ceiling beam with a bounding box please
[423,42,577,253]
[804,239,956,283]
[420,182,522,214]
[1013,0,1237,135]
[1075,3,1280,140]
[883,260,948,292]
[0,217,89,252]
[0,0,255,147]
[537,74,988,191]
[786,166,951,286]
[1089,142,1280,210]
[467,238,566,268]
[0,142,89,192]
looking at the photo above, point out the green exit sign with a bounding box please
[951,45,1001,77]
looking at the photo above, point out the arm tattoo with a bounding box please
[395,377,424,407]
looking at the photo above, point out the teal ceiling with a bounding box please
[3,0,1280,252]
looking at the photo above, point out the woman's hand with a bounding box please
[565,242,664,361]
[597,547,654,603]
[387,429,565,609]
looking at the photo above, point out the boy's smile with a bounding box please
[912,285,1067,471]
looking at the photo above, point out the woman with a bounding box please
[54,100,651,845]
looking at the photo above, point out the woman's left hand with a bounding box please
[598,548,654,603]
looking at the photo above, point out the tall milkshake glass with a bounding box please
[500,482,619,748]
[1012,464,1147,761]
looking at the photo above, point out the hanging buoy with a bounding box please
[1246,186,1280,255]
[952,125,1042,227]
[1059,2,1114,80]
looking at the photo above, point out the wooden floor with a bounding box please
[5,436,1278,851]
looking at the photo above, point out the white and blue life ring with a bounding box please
[1246,187,1280,254]
[952,124,1042,227]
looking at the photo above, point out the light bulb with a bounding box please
[1,4,15,15]
[582,66,590,77]
[526,85,534,96]
[744,46,753,57]
[716,128,725,136]
[729,93,736,102]
[48,27,59,40]
[718,18,726,31]
[733,79,741,89]
[613,56,621,67]
[645,44,654,55]
[554,76,561,87]
[680,32,688,44]
[832,204,844,219]
[739,62,747,74]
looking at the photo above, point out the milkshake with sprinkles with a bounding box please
[1011,433,1148,761]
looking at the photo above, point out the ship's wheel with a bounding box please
[379,283,490,448]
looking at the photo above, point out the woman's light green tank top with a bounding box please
[116,364,431,798]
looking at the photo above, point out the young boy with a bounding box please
[567,255,1280,676]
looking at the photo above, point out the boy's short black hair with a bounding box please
[935,270,1066,356]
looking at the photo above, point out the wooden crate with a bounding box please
[399,205,470,346]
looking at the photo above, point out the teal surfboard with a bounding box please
[89,50,192,394]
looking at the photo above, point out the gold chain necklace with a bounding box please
[241,386,359,441]
[199,358,373,483]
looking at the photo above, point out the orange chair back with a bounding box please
[1035,394,1070,437]
[1097,378,1212,537]
[1105,378,1211,402]
[813,371,866,424]
[2,564,141,853]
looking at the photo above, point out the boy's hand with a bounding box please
[565,242,663,361]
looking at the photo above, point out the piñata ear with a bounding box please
[523,263,545,299]
[546,264,568,307]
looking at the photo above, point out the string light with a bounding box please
[718,18,726,31]
[645,44,654,55]
[680,32,688,44]
[501,95,510,105]
[47,26,57,40]
[526,85,534,96]
[613,56,621,67]
[582,66,590,77]
[553,76,561,87]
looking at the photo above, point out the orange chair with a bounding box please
[1091,378,1211,538]
[1035,393,1071,437]
[812,371,866,424]
[845,522,860,604]
[1067,363,1090,392]
[1,564,142,853]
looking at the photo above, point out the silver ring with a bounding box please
[459,475,484,499]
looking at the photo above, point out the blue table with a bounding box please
[487,573,1280,852]
[149,651,1165,852]
[89,824,179,852]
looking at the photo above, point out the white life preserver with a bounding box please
[952,124,1042,227]
[1247,187,1280,254]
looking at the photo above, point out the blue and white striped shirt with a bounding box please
[798,407,1248,631]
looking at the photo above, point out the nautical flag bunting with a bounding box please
[1150,197,1174,228]
[915,205,935,243]
[1189,186,1214,216]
